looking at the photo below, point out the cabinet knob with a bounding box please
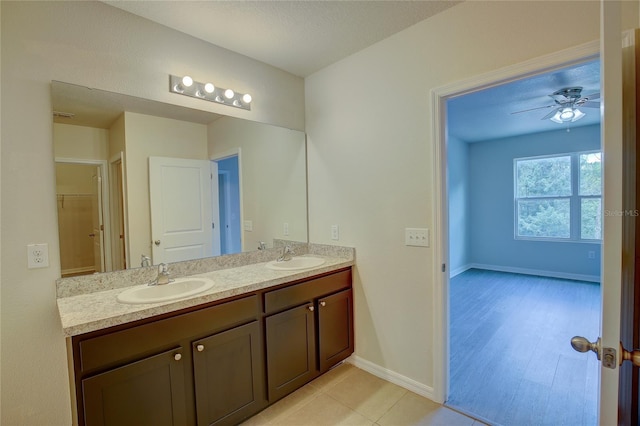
[197,344,205,352]
[320,301,326,307]
[308,305,315,312]
[174,353,182,361]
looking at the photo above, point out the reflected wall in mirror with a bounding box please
[52,81,308,277]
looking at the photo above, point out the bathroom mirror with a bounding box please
[52,81,307,277]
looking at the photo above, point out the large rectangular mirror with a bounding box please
[52,81,307,277]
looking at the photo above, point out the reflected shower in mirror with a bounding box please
[52,81,307,277]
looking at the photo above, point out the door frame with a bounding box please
[431,41,601,404]
[211,148,244,253]
[109,151,128,270]
[55,157,113,272]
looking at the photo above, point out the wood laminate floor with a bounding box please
[447,269,600,426]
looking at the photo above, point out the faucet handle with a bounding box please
[159,263,168,274]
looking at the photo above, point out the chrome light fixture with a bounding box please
[550,107,585,124]
[169,75,252,111]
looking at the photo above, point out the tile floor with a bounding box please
[242,362,486,426]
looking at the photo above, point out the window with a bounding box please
[515,151,601,241]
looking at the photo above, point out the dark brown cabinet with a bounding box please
[192,321,264,426]
[318,289,354,373]
[71,268,353,426]
[264,270,354,402]
[266,303,317,401]
[82,347,188,426]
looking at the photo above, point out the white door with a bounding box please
[149,157,218,264]
[597,3,625,424]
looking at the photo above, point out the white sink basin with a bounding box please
[117,277,215,304]
[266,256,326,271]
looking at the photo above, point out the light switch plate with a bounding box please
[244,220,253,231]
[331,225,339,240]
[405,228,429,247]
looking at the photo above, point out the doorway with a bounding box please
[432,45,605,424]
[212,151,242,255]
[55,159,111,276]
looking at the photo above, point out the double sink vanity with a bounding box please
[57,243,355,426]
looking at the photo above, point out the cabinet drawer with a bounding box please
[264,269,351,314]
[79,294,259,373]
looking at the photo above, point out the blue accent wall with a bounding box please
[448,135,470,275]
[454,124,601,280]
[217,156,241,255]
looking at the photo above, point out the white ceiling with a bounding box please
[103,0,461,78]
[85,2,600,141]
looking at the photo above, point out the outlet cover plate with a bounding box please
[27,243,49,268]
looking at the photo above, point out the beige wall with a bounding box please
[53,123,109,161]
[123,112,208,265]
[208,117,307,251]
[305,0,638,393]
[1,2,303,424]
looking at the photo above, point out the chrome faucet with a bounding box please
[149,263,173,286]
[258,241,266,250]
[141,254,151,267]
[277,245,294,262]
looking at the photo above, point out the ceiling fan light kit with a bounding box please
[550,107,586,124]
[511,86,600,125]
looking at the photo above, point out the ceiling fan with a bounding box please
[511,86,600,123]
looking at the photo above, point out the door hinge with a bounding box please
[442,264,446,272]
[212,222,215,229]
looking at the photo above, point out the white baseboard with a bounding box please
[449,264,472,278]
[346,355,435,401]
[469,263,600,283]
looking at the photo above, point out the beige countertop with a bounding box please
[57,251,354,337]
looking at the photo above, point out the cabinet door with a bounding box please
[192,321,265,426]
[318,289,354,372]
[266,303,316,401]
[82,347,187,426]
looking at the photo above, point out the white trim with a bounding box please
[347,355,436,400]
[211,148,244,252]
[449,264,472,278]
[431,39,600,406]
[468,263,600,283]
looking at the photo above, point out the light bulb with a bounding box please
[181,76,193,87]
[204,83,215,93]
[559,108,574,121]
[242,93,252,104]
[224,89,235,99]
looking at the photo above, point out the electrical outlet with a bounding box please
[27,243,49,269]
[283,222,289,236]
[331,225,339,240]
[405,228,429,247]
[243,220,253,232]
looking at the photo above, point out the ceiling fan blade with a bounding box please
[582,92,600,100]
[579,101,600,108]
[510,104,555,115]
[541,108,559,120]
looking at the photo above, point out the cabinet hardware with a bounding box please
[319,301,326,307]
[308,305,314,311]
[196,344,205,352]
[174,353,182,361]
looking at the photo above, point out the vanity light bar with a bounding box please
[169,75,252,111]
